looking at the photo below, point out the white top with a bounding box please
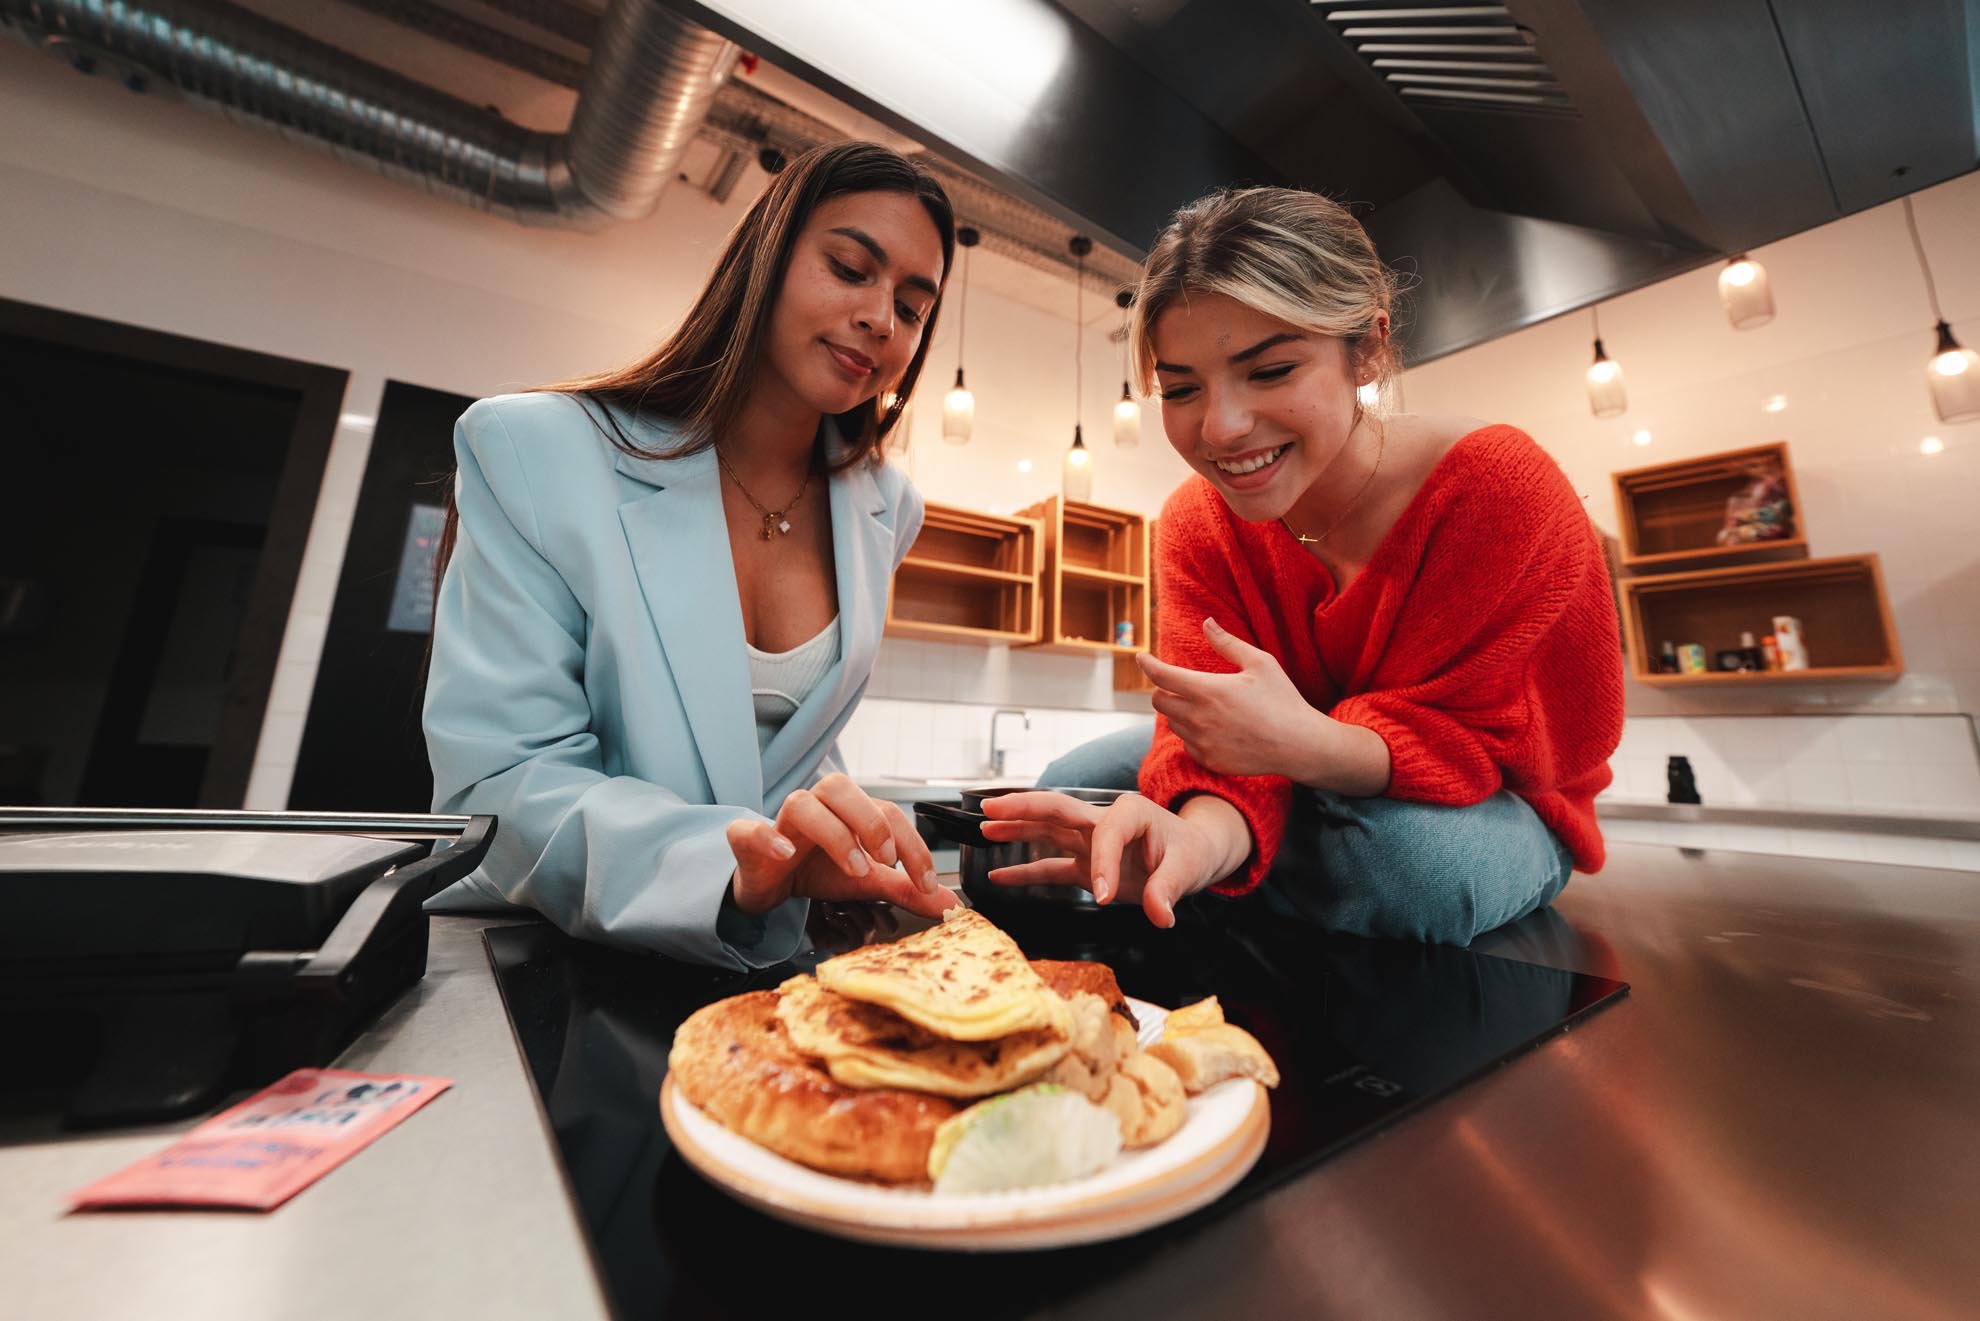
[747,616,840,754]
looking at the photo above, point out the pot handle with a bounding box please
[912,800,991,847]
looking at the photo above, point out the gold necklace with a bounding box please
[716,448,813,540]
[1280,420,1386,548]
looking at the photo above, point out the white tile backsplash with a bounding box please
[843,687,1151,785]
[1606,713,1980,816]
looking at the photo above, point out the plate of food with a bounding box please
[660,908,1279,1251]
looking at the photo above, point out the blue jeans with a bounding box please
[1037,723,1573,947]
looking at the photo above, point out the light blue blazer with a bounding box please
[422,392,924,970]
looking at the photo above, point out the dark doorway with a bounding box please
[288,380,470,814]
[0,297,345,809]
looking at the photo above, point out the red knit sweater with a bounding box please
[1137,424,1625,895]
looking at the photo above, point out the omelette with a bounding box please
[775,974,1072,1098]
[814,907,1062,1041]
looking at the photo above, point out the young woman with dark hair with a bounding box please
[424,142,961,969]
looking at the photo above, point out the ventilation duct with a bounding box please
[0,0,737,227]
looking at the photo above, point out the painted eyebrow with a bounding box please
[1153,332,1307,374]
[828,226,941,299]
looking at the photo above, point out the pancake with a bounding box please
[667,990,957,1182]
[774,975,1072,1099]
[815,907,1060,1041]
[1030,959,1139,1032]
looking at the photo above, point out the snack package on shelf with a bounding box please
[1716,462,1792,546]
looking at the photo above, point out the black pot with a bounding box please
[914,786,1130,916]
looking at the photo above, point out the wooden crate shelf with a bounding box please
[1017,496,1151,658]
[1115,515,1161,693]
[1620,554,1903,687]
[886,504,1042,644]
[1613,441,1806,570]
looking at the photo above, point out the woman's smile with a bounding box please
[1208,442,1292,490]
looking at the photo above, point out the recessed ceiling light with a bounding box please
[1921,436,1945,455]
[1762,395,1788,413]
[1016,459,1034,473]
[1632,429,1653,446]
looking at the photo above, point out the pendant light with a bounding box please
[1717,253,1775,329]
[942,226,980,443]
[1111,288,1141,449]
[1586,305,1627,418]
[1902,196,1980,424]
[1064,235,1095,501]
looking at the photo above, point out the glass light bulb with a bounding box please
[1112,396,1141,449]
[1723,260,1757,287]
[1926,345,1980,423]
[1067,446,1090,468]
[1586,357,1627,418]
[941,384,974,444]
[1718,257,1775,329]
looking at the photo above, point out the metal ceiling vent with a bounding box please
[1316,2,1574,116]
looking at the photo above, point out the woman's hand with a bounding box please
[1137,618,1390,794]
[1136,617,1327,779]
[976,790,1252,929]
[726,773,957,919]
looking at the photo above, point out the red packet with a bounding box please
[69,1069,453,1212]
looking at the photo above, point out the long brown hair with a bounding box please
[433,141,955,598]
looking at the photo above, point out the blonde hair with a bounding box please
[1127,186,1401,396]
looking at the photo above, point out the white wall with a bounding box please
[1395,169,1980,835]
[0,38,1182,806]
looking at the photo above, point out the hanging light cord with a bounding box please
[1591,304,1602,340]
[1902,196,1946,323]
[957,242,970,367]
[1074,250,1084,429]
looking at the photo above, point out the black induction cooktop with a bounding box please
[484,898,1626,1320]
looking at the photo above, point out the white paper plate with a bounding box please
[660,998,1270,1251]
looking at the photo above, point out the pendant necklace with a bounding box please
[717,448,813,540]
[1280,421,1387,548]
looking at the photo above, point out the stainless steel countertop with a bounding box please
[5,844,1976,1318]
[1080,842,1980,1320]
[0,917,609,1321]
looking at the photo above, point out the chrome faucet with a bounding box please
[989,708,1030,779]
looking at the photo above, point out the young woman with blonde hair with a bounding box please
[423,143,960,970]
[988,186,1625,944]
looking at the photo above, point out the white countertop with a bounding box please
[0,918,607,1321]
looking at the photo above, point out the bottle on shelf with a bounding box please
[1772,615,1810,671]
[1761,634,1781,671]
[1739,630,1764,672]
[1656,640,1680,675]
